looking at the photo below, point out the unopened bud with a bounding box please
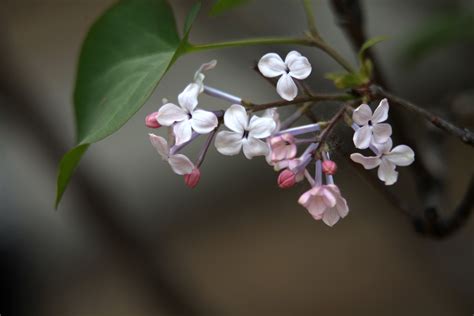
[322,160,337,175]
[145,112,161,128]
[278,169,296,189]
[184,168,200,188]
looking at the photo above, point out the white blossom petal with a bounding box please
[148,133,169,160]
[215,131,243,156]
[224,104,248,133]
[286,53,312,79]
[242,137,269,159]
[168,154,194,175]
[262,107,280,132]
[372,123,392,144]
[352,103,372,126]
[178,83,200,112]
[353,125,372,149]
[385,145,415,166]
[350,153,381,169]
[378,159,398,185]
[372,137,393,155]
[156,103,187,126]
[248,116,276,139]
[322,208,340,227]
[258,53,287,78]
[190,109,218,134]
[372,98,389,123]
[173,119,193,145]
[276,73,298,101]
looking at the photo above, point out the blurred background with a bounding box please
[1,0,473,315]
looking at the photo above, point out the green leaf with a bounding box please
[55,144,89,208]
[358,35,387,63]
[56,0,201,207]
[325,72,367,89]
[210,0,250,16]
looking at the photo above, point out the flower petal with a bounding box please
[248,116,276,139]
[322,208,340,227]
[353,125,372,149]
[377,159,398,185]
[372,137,392,155]
[258,53,287,78]
[385,145,415,166]
[168,154,194,175]
[350,153,381,169]
[372,123,392,144]
[190,109,218,134]
[173,119,193,145]
[156,103,187,126]
[214,131,243,156]
[178,83,200,112]
[262,107,280,132]
[352,103,372,126]
[321,187,337,207]
[372,98,389,123]
[286,51,312,80]
[224,104,248,133]
[336,197,349,218]
[276,73,298,101]
[148,133,169,160]
[242,137,270,159]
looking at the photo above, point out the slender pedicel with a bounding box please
[304,169,315,186]
[276,123,321,137]
[293,142,319,175]
[315,159,323,186]
[196,129,218,167]
[203,85,242,104]
[170,132,200,155]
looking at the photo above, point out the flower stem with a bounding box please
[203,85,242,104]
[309,38,356,73]
[196,129,217,168]
[302,0,319,38]
[189,37,313,52]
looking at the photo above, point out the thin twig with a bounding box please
[247,93,352,112]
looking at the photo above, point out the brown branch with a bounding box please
[372,85,474,147]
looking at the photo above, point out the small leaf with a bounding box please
[358,35,387,63]
[210,0,250,16]
[325,72,367,89]
[55,144,89,208]
[56,0,202,207]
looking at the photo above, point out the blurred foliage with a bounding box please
[209,0,250,16]
[400,10,474,65]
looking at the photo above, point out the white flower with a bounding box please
[156,84,218,145]
[350,138,415,185]
[215,104,276,159]
[352,99,392,149]
[149,133,194,175]
[258,51,312,101]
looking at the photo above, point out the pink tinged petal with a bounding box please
[224,104,248,133]
[307,197,328,218]
[372,98,389,123]
[276,73,298,101]
[385,145,415,166]
[242,137,270,159]
[321,187,337,207]
[190,109,218,134]
[257,53,287,78]
[378,159,398,185]
[298,190,313,206]
[352,103,372,125]
[178,83,200,112]
[156,103,187,126]
[214,131,243,156]
[173,119,193,145]
[372,137,393,155]
[168,154,194,175]
[350,153,381,169]
[148,133,169,160]
[353,125,372,149]
[322,208,340,227]
[372,123,392,144]
[287,56,312,79]
[335,195,349,218]
[248,116,276,139]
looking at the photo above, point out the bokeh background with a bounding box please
[1,0,473,315]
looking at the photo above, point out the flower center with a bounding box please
[243,130,250,139]
[368,120,373,126]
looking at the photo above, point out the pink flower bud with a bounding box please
[322,160,337,175]
[145,112,161,128]
[184,168,200,188]
[278,169,296,189]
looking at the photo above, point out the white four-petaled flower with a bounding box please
[350,138,415,185]
[156,84,218,145]
[258,51,312,101]
[352,99,392,149]
[215,104,276,159]
[149,133,194,175]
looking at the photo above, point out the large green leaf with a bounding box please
[55,0,200,208]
